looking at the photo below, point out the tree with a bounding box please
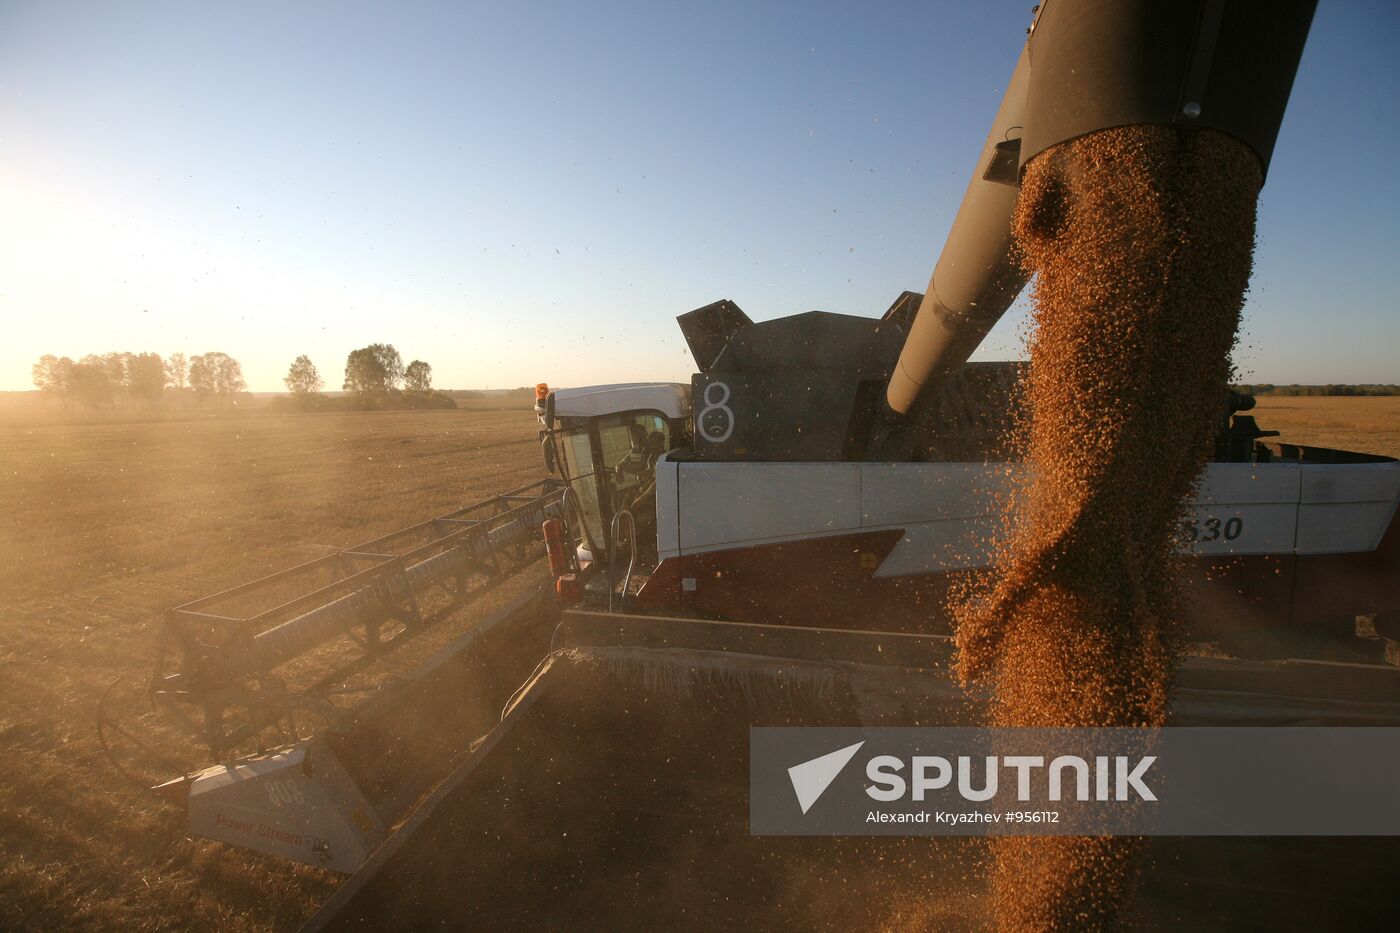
[32,355,75,403]
[189,355,214,399]
[166,352,188,390]
[128,352,168,404]
[71,356,117,408]
[284,355,324,395]
[404,359,432,393]
[190,352,247,407]
[215,357,247,396]
[83,353,131,407]
[343,343,404,396]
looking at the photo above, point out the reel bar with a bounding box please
[152,478,571,755]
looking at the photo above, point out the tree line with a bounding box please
[1236,384,1400,397]
[31,351,245,409]
[32,343,455,412]
[277,343,454,410]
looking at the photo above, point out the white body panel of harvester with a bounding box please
[654,457,1400,570]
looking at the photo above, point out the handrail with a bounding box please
[607,509,637,613]
[558,484,586,573]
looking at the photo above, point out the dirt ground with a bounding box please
[0,395,1396,930]
[0,402,544,931]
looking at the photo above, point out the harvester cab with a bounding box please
[534,381,691,602]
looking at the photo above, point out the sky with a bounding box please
[1,0,1397,392]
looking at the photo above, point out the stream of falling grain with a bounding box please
[951,125,1263,930]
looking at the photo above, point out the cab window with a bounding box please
[558,426,605,547]
[596,412,670,513]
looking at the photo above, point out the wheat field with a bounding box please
[0,402,545,931]
[0,395,1396,930]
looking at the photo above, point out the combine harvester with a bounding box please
[116,1,1399,928]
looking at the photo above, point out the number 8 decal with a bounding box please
[698,381,734,443]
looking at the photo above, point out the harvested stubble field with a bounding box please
[0,401,545,931]
[0,394,1396,931]
[1251,395,1400,459]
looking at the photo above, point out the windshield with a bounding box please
[557,412,672,556]
[558,426,605,549]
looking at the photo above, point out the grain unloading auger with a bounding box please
[121,1,1400,926]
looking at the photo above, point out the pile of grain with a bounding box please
[951,124,1262,930]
